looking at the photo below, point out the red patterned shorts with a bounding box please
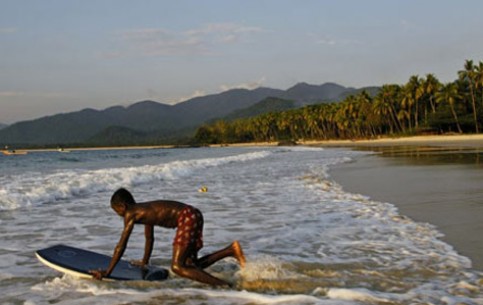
[173,206,204,251]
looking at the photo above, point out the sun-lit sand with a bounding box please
[214,134,483,148]
[301,134,483,148]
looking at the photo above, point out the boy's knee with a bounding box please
[171,261,187,276]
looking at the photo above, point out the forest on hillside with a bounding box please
[195,60,483,144]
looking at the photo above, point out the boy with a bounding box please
[90,188,245,286]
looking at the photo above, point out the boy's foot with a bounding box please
[232,241,246,268]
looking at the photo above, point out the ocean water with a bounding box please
[1,146,482,305]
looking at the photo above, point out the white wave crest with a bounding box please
[0,151,271,210]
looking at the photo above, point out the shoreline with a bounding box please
[225,134,483,271]
[328,141,483,271]
[3,134,483,154]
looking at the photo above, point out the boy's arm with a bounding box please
[90,217,135,280]
[141,224,154,265]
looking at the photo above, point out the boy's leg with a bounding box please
[171,244,229,286]
[196,241,246,269]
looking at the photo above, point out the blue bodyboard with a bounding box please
[36,244,169,281]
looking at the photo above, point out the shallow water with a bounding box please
[1,147,482,305]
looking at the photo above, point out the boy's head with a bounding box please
[111,188,135,216]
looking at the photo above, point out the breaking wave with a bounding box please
[0,150,271,210]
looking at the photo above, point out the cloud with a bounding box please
[0,91,24,97]
[309,33,362,46]
[0,91,72,99]
[171,90,207,104]
[315,38,337,46]
[121,27,205,56]
[219,76,267,91]
[111,23,264,58]
[185,23,264,44]
[400,19,418,32]
[0,27,17,34]
[99,51,124,59]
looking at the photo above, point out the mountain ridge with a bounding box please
[0,82,378,146]
[283,82,349,104]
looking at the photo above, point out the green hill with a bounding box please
[224,97,296,120]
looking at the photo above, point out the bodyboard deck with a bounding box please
[36,244,169,281]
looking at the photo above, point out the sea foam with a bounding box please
[0,151,271,210]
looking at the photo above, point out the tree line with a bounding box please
[195,60,483,144]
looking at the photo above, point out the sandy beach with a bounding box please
[302,133,483,148]
[324,134,483,271]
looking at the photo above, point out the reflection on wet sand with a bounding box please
[331,146,483,270]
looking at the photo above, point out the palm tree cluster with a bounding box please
[195,60,483,144]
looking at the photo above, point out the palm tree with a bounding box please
[373,85,402,134]
[475,61,483,109]
[355,91,375,137]
[402,75,423,130]
[401,86,414,130]
[322,103,339,139]
[276,111,291,139]
[423,73,441,114]
[436,83,463,133]
[302,106,323,139]
[335,99,354,139]
[458,59,479,133]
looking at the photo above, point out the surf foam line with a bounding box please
[0,150,272,210]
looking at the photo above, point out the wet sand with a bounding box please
[330,146,483,270]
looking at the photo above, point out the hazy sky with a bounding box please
[1,0,483,124]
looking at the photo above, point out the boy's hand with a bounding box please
[129,260,147,268]
[89,269,108,280]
